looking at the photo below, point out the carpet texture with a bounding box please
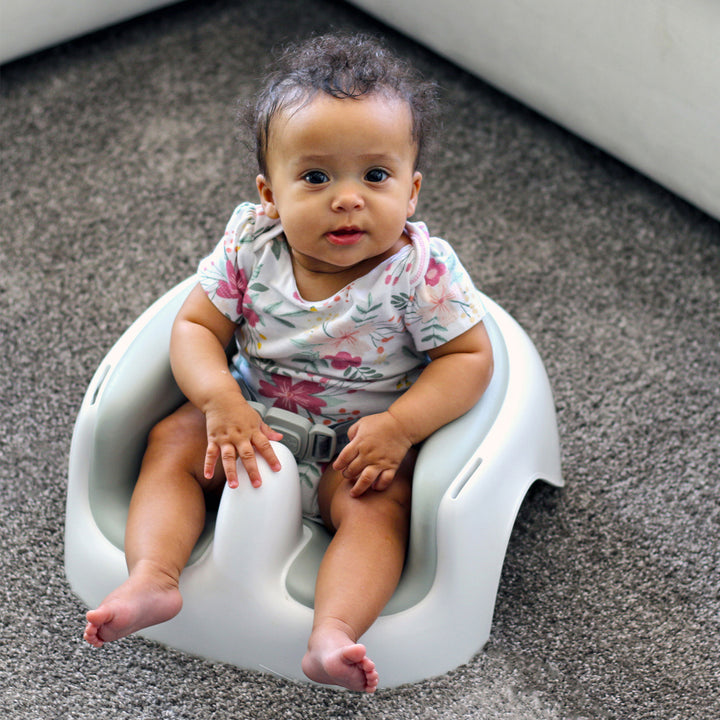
[1,1,718,718]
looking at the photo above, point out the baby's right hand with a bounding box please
[203,395,283,489]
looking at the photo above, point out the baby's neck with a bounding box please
[290,257,368,301]
[289,235,411,302]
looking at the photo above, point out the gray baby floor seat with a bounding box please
[65,275,563,688]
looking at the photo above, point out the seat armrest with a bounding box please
[84,278,195,549]
[384,312,509,613]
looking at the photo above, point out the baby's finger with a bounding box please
[261,422,284,443]
[371,469,396,493]
[346,420,359,441]
[253,430,282,473]
[220,443,240,488]
[204,442,220,481]
[341,450,377,483]
[235,442,262,488]
[350,466,381,497]
[333,441,358,472]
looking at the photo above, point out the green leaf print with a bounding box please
[351,293,383,323]
[391,293,411,312]
[341,365,384,381]
[272,316,297,328]
[264,300,284,314]
[420,320,447,346]
[290,352,330,375]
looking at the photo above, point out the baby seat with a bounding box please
[65,275,563,688]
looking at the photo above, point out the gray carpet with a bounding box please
[1,1,718,718]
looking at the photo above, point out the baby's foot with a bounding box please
[301,625,379,693]
[83,562,182,647]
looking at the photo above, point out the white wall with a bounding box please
[346,0,720,222]
[0,0,181,64]
[3,0,717,221]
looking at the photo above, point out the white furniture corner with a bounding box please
[0,0,181,65]
[3,0,718,221]
[346,0,720,222]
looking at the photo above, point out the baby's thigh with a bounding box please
[317,450,416,532]
[144,401,224,492]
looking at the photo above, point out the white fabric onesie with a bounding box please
[198,202,487,514]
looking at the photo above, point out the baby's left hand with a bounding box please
[332,411,413,497]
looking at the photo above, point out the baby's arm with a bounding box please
[333,321,494,496]
[170,284,282,488]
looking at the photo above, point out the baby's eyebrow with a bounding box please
[294,152,403,166]
[294,154,331,165]
[359,153,403,165]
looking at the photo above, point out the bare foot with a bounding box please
[301,624,379,693]
[83,562,183,647]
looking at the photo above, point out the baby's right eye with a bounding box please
[303,171,329,184]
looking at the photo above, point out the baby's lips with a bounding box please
[326,228,364,245]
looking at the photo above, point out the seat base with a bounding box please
[65,277,563,688]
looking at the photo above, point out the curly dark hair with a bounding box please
[249,33,439,175]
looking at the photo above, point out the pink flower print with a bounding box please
[324,352,362,370]
[425,257,447,287]
[324,318,374,354]
[418,284,461,324]
[216,260,248,315]
[258,374,327,415]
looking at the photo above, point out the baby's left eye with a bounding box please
[365,168,389,183]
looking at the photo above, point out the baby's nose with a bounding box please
[331,183,365,211]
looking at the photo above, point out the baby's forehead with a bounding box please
[284,89,409,119]
[260,90,421,173]
[271,91,414,140]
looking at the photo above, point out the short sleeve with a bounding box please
[404,237,487,351]
[196,203,263,323]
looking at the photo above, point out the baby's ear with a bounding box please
[407,171,422,218]
[256,175,279,219]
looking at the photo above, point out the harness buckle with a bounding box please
[247,401,337,463]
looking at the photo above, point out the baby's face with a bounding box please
[256,92,422,280]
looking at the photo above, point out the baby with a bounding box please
[84,33,494,693]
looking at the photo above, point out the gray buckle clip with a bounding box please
[248,401,337,463]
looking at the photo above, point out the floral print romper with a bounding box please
[198,203,487,515]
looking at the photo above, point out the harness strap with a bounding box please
[229,365,352,463]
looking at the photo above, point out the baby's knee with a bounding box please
[144,403,208,479]
[147,404,205,450]
[379,482,412,522]
[342,482,412,530]
[370,464,414,519]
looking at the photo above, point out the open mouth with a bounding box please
[326,227,364,246]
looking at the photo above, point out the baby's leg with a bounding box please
[84,403,219,647]
[300,451,415,692]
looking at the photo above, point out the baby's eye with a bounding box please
[303,170,329,184]
[365,168,389,183]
